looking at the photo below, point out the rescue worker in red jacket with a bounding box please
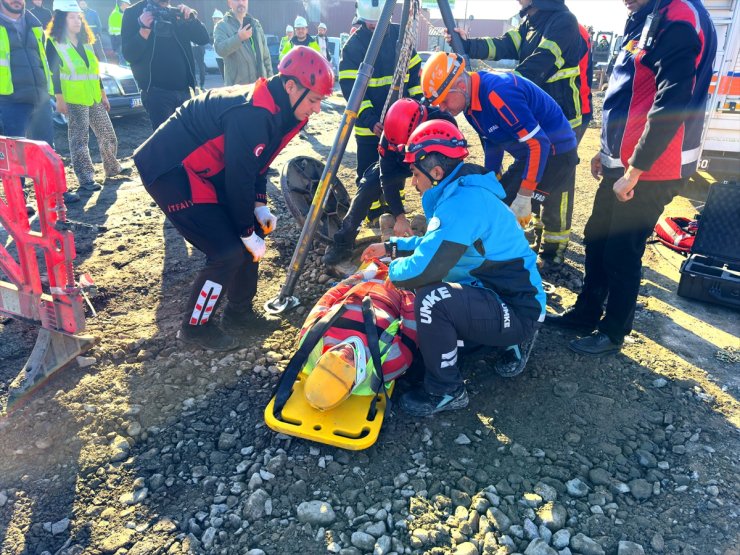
[133,46,334,351]
[546,0,716,356]
[575,23,593,146]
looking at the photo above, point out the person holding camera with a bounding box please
[120,0,208,129]
[214,0,272,87]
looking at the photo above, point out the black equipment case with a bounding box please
[677,181,740,310]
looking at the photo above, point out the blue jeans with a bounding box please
[0,99,55,147]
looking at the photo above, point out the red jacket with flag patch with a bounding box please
[600,0,716,181]
[133,76,304,236]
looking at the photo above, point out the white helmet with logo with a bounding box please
[294,16,307,28]
[53,0,82,12]
[357,0,385,22]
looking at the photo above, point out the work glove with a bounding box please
[510,194,533,227]
[241,232,266,262]
[254,206,278,235]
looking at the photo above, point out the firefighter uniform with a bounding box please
[463,0,584,130]
[338,21,422,202]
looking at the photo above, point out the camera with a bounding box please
[146,0,194,37]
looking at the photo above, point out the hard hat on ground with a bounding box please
[285,25,294,33]
[357,0,385,22]
[53,0,82,12]
[318,22,327,30]
[303,343,358,411]
[278,45,334,97]
[421,52,466,106]
[384,98,428,147]
[403,119,468,164]
[211,8,223,18]
[294,16,308,28]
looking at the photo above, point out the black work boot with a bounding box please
[322,238,354,266]
[494,330,539,378]
[569,331,623,356]
[221,306,279,333]
[545,307,598,335]
[178,323,238,351]
[398,385,469,417]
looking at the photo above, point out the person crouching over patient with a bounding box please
[362,120,546,417]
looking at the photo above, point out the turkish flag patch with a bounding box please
[254,144,265,157]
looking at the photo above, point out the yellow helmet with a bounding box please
[304,343,358,411]
[421,52,466,106]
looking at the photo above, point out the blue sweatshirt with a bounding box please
[388,164,546,322]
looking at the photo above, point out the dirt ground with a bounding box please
[0,88,738,555]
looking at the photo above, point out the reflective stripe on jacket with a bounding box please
[465,2,583,128]
[50,39,101,106]
[339,23,422,139]
[600,0,717,180]
[0,21,53,99]
[108,5,123,35]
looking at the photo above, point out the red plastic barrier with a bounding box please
[0,137,86,334]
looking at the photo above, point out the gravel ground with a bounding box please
[0,88,738,555]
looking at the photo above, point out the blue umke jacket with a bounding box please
[388,164,546,322]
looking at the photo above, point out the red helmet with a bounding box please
[384,98,428,147]
[278,46,334,96]
[403,120,468,164]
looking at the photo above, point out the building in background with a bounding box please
[79,0,512,65]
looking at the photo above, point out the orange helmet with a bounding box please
[403,120,468,165]
[383,98,428,147]
[421,52,466,106]
[278,46,334,97]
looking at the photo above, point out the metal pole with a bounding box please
[265,0,399,315]
[437,0,469,63]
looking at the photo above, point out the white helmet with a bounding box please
[285,25,294,33]
[318,22,327,30]
[212,8,223,18]
[357,0,385,22]
[53,0,82,11]
[294,16,307,28]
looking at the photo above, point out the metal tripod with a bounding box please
[264,0,466,315]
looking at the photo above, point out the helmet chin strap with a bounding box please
[289,80,311,113]
[416,162,439,188]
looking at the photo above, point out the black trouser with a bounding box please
[141,87,192,130]
[415,283,537,395]
[354,136,391,222]
[573,175,683,342]
[333,162,388,247]
[501,149,577,262]
[146,167,259,327]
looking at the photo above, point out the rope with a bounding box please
[380,0,420,123]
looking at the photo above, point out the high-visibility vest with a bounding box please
[108,6,123,36]
[0,26,53,95]
[51,39,101,106]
